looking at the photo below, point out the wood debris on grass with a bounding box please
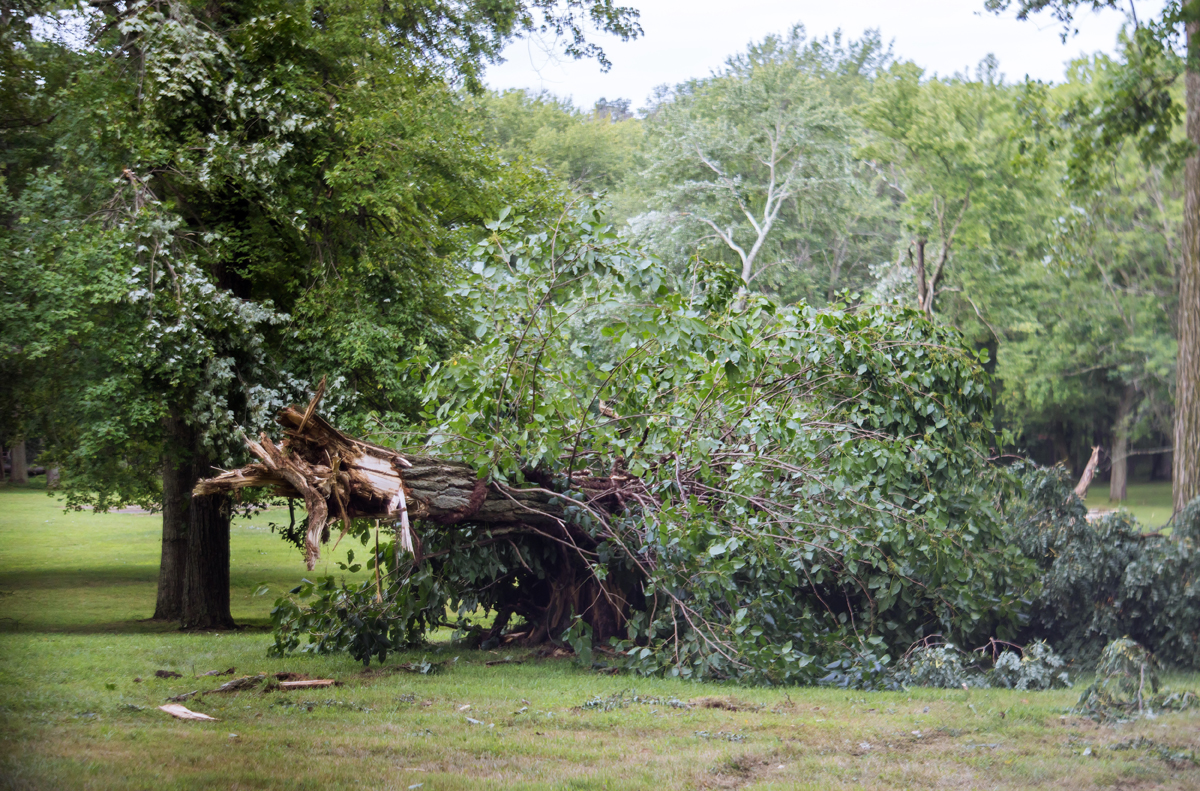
[158,704,217,721]
[211,674,266,693]
[154,670,182,679]
[199,667,235,677]
[278,679,336,689]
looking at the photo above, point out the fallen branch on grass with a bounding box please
[158,704,217,721]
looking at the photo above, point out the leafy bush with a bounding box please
[894,644,986,689]
[892,639,1070,690]
[1072,638,1196,721]
[1010,465,1200,669]
[990,640,1071,691]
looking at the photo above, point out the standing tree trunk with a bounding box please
[153,412,192,621]
[1176,13,1200,515]
[1110,384,1137,502]
[181,487,235,630]
[9,440,28,484]
[913,239,929,318]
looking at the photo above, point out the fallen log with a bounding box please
[195,401,568,569]
[195,389,644,645]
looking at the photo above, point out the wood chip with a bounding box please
[158,704,217,721]
[278,679,336,689]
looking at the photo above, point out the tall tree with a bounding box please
[987,0,1200,513]
[858,57,1041,331]
[634,27,884,305]
[0,0,640,626]
[479,89,643,194]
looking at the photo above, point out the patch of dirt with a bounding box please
[701,750,781,789]
[691,696,758,712]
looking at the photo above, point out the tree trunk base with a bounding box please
[181,493,236,630]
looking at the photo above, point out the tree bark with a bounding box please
[1110,384,1137,502]
[195,404,637,641]
[153,412,192,621]
[181,490,235,630]
[1176,13,1200,515]
[9,440,28,484]
[913,239,929,318]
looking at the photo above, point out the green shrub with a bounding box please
[1072,638,1196,721]
[892,639,1070,690]
[1010,466,1200,669]
[990,640,1071,690]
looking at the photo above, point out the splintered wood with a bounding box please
[194,383,416,569]
[1074,445,1101,498]
[278,680,336,689]
[194,389,571,570]
[158,704,218,721]
[190,385,640,644]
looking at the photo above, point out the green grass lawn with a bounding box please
[1084,480,1176,530]
[1,481,1198,790]
[0,480,369,631]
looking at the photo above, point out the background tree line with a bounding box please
[472,23,1187,502]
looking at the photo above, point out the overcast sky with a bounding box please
[485,0,1168,111]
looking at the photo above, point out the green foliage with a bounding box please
[987,2,1193,180]
[1072,637,1197,721]
[997,56,1179,470]
[990,640,1073,690]
[889,639,1071,690]
[1010,465,1200,668]
[635,26,890,303]
[479,89,643,193]
[0,0,641,502]
[859,55,1050,333]
[269,202,1039,682]
[894,643,987,689]
[269,538,443,665]
[889,638,1071,690]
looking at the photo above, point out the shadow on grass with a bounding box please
[0,612,274,635]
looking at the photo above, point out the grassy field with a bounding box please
[1,481,1199,790]
[1084,480,1176,530]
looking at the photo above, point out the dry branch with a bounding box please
[1074,446,1102,499]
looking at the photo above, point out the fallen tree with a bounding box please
[206,203,1036,683]
[197,393,633,643]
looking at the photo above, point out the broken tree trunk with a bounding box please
[195,399,634,644]
[195,406,571,569]
[1074,446,1101,499]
